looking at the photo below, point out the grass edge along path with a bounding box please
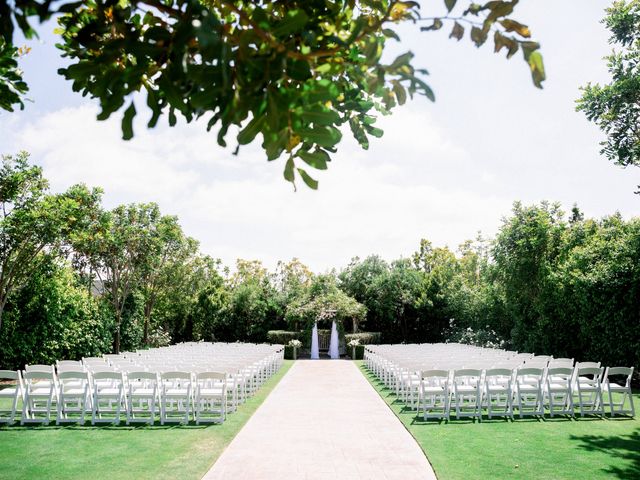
[356,361,640,480]
[0,360,294,480]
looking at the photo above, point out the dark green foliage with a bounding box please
[344,332,381,345]
[0,1,544,189]
[0,259,112,369]
[347,345,365,360]
[266,330,301,345]
[577,1,640,191]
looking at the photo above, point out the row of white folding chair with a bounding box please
[418,366,634,420]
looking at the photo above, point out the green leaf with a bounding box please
[284,157,295,183]
[526,51,546,89]
[392,81,407,105]
[295,126,342,149]
[445,0,457,12]
[121,101,136,140]
[499,19,531,38]
[237,116,266,145]
[298,149,329,170]
[389,52,414,70]
[297,168,318,190]
[420,18,443,32]
[299,107,341,126]
[272,10,309,37]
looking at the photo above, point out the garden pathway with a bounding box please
[202,360,436,480]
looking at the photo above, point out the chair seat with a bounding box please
[548,383,570,392]
[165,388,189,396]
[0,389,18,397]
[198,388,225,396]
[456,385,478,393]
[423,386,446,394]
[607,383,628,391]
[96,388,122,396]
[487,385,509,393]
[130,388,156,396]
[61,388,86,396]
[518,384,539,392]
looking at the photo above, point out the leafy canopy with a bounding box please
[577,0,640,191]
[1,0,544,188]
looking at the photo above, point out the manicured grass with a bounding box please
[0,360,293,480]
[357,362,640,480]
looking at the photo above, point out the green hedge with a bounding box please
[344,332,381,345]
[347,344,365,360]
[267,330,300,345]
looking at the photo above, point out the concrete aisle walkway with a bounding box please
[203,360,436,480]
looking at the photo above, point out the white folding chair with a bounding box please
[515,368,544,417]
[21,370,58,424]
[92,371,127,425]
[0,370,24,424]
[452,369,483,419]
[57,371,91,425]
[126,371,159,425]
[160,372,192,425]
[484,368,514,419]
[545,367,574,417]
[419,370,450,420]
[194,372,227,424]
[603,367,634,417]
[574,367,604,416]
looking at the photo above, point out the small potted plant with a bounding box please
[288,339,302,360]
[347,338,360,360]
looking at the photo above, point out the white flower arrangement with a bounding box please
[288,339,302,348]
[347,339,360,347]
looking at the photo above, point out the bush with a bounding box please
[344,332,381,345]
[347,344,365,359]
[267,330,301,345]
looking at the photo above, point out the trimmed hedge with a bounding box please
[344,332,381,345]
[267,330,300,344]
[347,344,365,360]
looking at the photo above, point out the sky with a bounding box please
[1,0,638,272]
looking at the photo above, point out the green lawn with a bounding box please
[0,360,293,480]
[358,362,640,480]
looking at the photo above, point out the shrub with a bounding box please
[267,330,301,345]
[344,332,381,345]
[347,344,365,359]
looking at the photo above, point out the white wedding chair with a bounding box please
[419,370,450,420]
[126,371,159,425]
[484,368,514,419]
[515,368,544,417]
[92,371,127,425]
[194,372,227,424]
[160,371,192,425]
[602,367,634,417]
[545,367,574,417]
[452,369,483,419]
[574,367,604,416]
[21,370,58,424]
[57,371,91,425]
[0,370,24,424]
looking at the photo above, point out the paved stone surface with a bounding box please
[202,360,436,480]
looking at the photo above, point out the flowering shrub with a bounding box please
[445,319,507,349]
[148,327,172,347]
[288,339,302,349]
[347,339,361,348]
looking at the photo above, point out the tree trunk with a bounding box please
[114,310,122,354]
[143,302,152,346]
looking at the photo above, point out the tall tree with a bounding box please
[72,203,161,353]
[1,1,544,188]
[0,152,101,332]
[138,215,198,345]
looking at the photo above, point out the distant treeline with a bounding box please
[1,153,638,370]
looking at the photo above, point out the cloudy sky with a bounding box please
[1,0,638,272]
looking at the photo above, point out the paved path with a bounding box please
[202,360,436,480]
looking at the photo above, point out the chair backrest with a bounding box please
[547,367,573,378]
[128,371,158,381]
[196,372,226,381]
[23,371,54,381]
[92,371,123,381]
[486,368,513,378]
[0,370,19,381]
[25,364,54,373]
[576,361,600,369]
[577,367,603,380]
[421,370,449,380]
[161,371,191,380]
[58,371,88,381]
[606,366,633,377]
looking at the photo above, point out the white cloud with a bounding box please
[1,103,513,271]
